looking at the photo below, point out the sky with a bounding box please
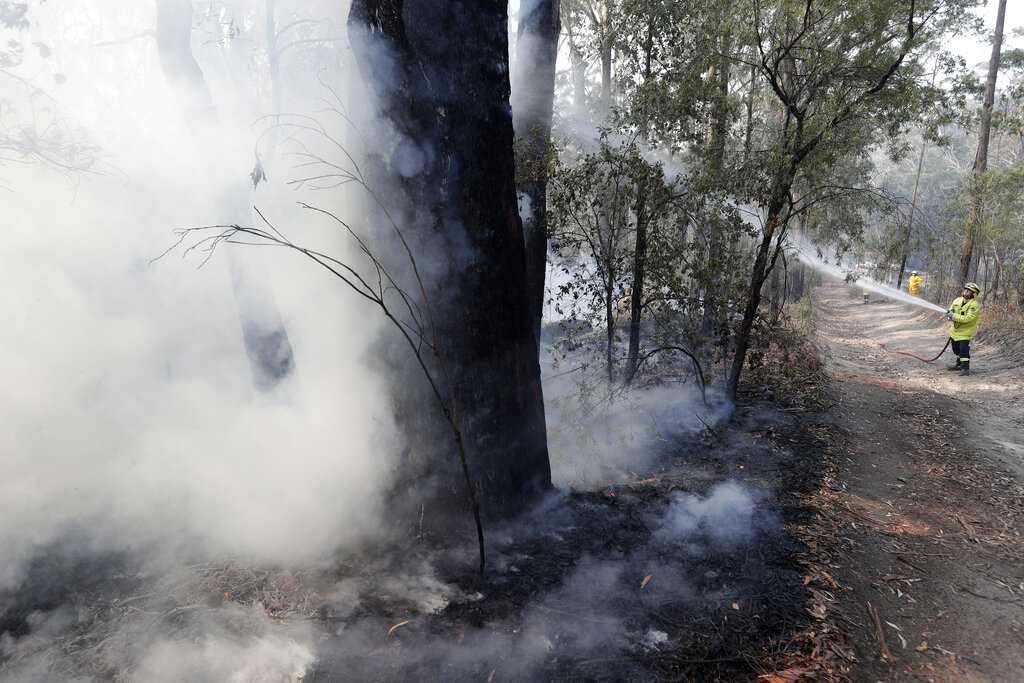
[949,0,1024,72]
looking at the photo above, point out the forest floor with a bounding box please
[5,282,1024,683]
[795,283,1024,682]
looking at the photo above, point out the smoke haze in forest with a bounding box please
[0,0,396,584]
[1,1,752,680]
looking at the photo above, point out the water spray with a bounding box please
[791,249,946,313]
[790,247,950,363]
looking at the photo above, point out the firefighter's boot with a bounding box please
[947,363,961,371]
[960,362,970,376]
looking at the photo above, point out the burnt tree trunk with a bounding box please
[348,0,551,519]
[623,185,648,386]
[155,0,296,393]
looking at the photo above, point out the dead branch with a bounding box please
[865,601,895,664]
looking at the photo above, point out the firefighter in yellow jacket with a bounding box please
[946,282,981,375]
[908,271,923,296]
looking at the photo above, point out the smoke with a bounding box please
[0,0,400,678]
[2,2,768,680]
[543,373,733,489]
[656,481,760,549]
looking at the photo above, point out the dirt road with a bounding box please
[806,284,1024,681]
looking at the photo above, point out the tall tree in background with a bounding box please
[514,0,560,341]
[958,0,1007,284]
[348,0,551,518]
[155,0,297,393]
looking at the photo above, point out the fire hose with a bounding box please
[856,330,950,363]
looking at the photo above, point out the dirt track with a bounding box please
[806,283,1024,681]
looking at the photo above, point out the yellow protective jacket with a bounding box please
[908,275,923,294]
[948,296,981,341]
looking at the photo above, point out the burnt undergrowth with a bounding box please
[306,390,832,682]
[0,390,834,682]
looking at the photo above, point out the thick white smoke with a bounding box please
[0,0,395,585]
[1,2,762,680]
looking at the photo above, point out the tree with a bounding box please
[514,0,560,341]
[958,0,1008,283]
[154,0,297,393]
[346,0,551,519]
[724,0,975,402]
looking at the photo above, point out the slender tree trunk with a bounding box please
[898,137,928,290]
[743,58,756,164]
[768,262,782,325]
[623,184,648,385]
[155,0,296,393]
[700,46,730,345]
[261,0,283,162]
[981,254,990,302]
[958,0,1007,283]
[990,241,1003,301]
[567,27,587,117]
[605,277,615,383]
[727,179,791,402]
[514,0,560,343]
[624,11,656,387]
[600,37,612,105]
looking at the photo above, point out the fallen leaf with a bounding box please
[640,574,651,589]
[388,620,411,636]
[916,641,928,651]
[732,603,740,610]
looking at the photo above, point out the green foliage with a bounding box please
[551,0,985,399]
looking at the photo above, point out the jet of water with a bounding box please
[791,249,947,314]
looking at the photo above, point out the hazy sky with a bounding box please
[949,1,1024,72]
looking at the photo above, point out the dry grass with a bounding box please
[976,302,1024,363]
[743,296,833,411]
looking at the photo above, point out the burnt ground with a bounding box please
[800,284,1024,682]
[0,364,833,679]
[4,282,1024,682]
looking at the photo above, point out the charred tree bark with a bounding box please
[348,0,551,519]
[514,0,560,343]
[623,185,648,386]
[155,0,296,393]
[958,0,1006,284]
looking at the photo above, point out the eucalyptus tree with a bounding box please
[723,0,978,401]
[958,0,1008,284]
[514,0,561,341]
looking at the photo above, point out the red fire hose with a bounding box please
[856,331,950,363]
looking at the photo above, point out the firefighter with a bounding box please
[908,270,923,296]
[946,282,981,375]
